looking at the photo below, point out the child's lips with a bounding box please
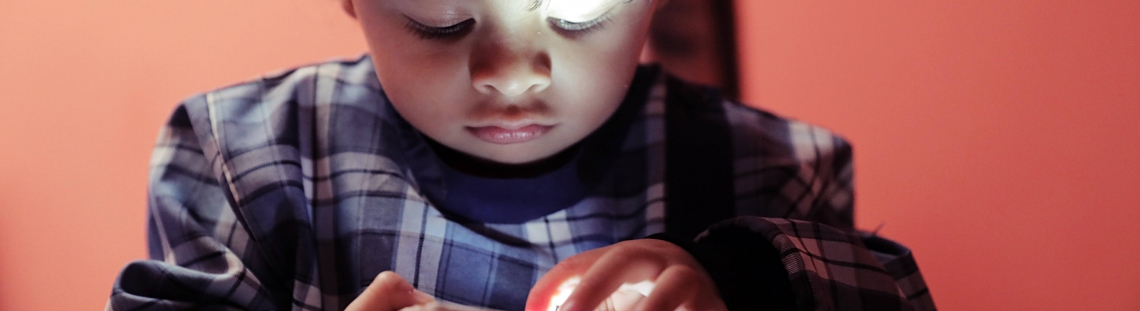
[467,124,553,144]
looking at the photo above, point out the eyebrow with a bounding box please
[527,0,631,12]
[527,0,543,12]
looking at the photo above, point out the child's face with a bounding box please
[346,0,659,164]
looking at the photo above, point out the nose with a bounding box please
[469,36,553,97]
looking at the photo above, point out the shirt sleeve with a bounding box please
[691,217,936,311]
[680,105,934,310]
[107,102,283,311]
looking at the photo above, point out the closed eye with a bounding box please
[547,5,617,37]
[404,17,475,40]
[547,15,611,37]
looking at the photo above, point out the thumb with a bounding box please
[527,264,584,311]
[346,271,435,311]
[526,247,611,311]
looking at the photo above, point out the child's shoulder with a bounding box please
[660,73,851,162]
[177,54,381,117]
[657,72,854,231]
[723,97,852,159]
[166,55,395,158]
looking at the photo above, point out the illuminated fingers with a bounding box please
[346,271,435,311]
[642,263,720,309]
[561,246,665,311]
[526,240,724,311]
[601,288,647,311]
[527,249,602,311]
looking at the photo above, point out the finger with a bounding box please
[640,265,727,311]
[346,271,435,311]
[527,248,604,311]
[411,290,435,305]
[561,248,665,311]
[634,266,698,311]
[601,289,646,311]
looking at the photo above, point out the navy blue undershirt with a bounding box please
[426,141,592,224]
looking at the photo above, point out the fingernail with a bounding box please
[412,290,434,303]
[557,301,574,311]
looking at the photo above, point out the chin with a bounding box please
[478,150,553,165]
[473,144,566,165]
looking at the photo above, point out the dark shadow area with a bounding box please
[647,0,738,98]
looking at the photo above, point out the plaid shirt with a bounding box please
[109,56,934,311]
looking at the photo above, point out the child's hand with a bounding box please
[346,271,435,311]
[525,240,727,311]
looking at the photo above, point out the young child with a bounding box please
[109,0,934,310]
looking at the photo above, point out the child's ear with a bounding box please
[341,0,357,19]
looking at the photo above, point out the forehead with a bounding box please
[387,0,637,22]
[390,0,629,12]
[528,0,628,11]
[530,0,633,20]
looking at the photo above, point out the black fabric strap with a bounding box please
[662,76,736,240]
[691,223,797,311]
[658,77,796,311]
[645,230,795,311]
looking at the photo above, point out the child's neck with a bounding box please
[426,138,581,179]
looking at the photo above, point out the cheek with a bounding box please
[360,25,474,138]
[554,10,654,85]
[548,30,648,125]
[380,75,471,143]
[356,10,472,106]
[371,43,471,97]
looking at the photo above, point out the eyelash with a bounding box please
[404,12,613,41]
[547,13,613,36]
[404,18,476,40]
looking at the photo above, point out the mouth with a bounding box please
[466,124,554,145]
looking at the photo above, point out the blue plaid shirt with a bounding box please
[109,56,934,311]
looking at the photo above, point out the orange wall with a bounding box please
[1,1,1138,310]
[735,1,1140,310]
[0,1,367,310]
